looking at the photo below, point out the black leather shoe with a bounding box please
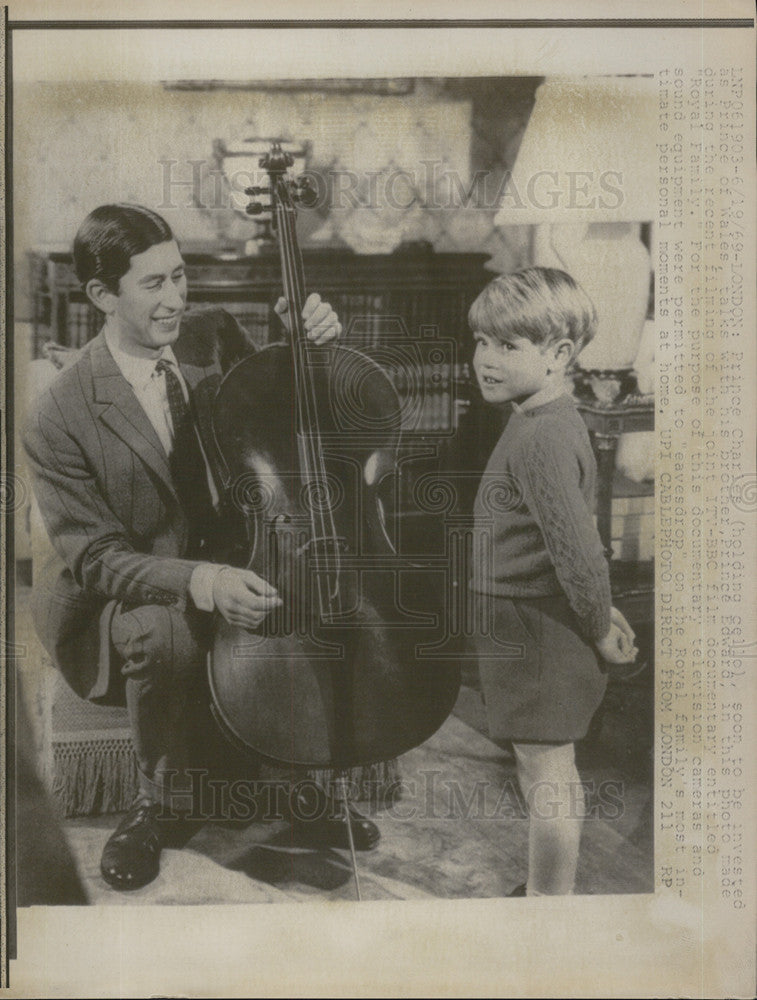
[290,800,380,852]
[508,883,527,897]
[100,800,165,891]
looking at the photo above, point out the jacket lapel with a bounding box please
[179,360,217,436]
[177,360,226,482]
[89,332,179,504]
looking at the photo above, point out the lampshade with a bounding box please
[496,76,656,225]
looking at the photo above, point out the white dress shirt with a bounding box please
[104,326,227,611]
[104,328,185,454]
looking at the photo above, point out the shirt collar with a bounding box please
[511,378,570,415]
[104,326,179,391]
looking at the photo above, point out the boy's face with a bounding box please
[473,330,554,406]
[105,240,188,356]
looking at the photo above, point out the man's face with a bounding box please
[110,240,187,355]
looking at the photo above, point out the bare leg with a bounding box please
[512,741,584,896]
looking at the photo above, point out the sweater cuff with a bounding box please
[189,562,228,612]
[580,600,612,644]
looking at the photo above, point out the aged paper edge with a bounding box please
[2,4,756,998]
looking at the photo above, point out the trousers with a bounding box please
[109,603,323,817]
[110,603,227,806]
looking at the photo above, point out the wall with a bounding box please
[14,77,536,317]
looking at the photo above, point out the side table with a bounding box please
[575,394,655,559]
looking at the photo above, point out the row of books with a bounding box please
[387,361,471,433]
[46,300,272,352]
[341,294,467,350]
[46,302,472,436]
[46,287,469,349]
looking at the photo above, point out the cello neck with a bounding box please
[260,143,342,619]
[273,178,309,348]
[261,143,309,348]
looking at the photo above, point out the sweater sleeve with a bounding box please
[514,423,612,642]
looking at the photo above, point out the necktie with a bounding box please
[155,357,190,444]
[155,358,215,554]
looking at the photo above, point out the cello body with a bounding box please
[208,144,460,770]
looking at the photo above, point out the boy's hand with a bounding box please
[274,292,342,345]
[596,621,638,664]
[610,606,636,647]
[212,567,282,630]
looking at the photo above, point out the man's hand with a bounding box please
[212,567,282,630]
[274,292,342,345]
[596,610,638,665]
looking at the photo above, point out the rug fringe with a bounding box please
[50,740,402,817]
[51,738,138,817]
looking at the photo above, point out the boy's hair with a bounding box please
[73,203,175,294]
[468,267,597,357]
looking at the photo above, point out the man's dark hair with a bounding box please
[73,203,175,293]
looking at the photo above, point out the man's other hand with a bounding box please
[212,567,282,630]
[274,292,342,345]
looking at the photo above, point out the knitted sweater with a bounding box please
[471,393,611,642]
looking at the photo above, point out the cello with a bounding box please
[208,143,460,891]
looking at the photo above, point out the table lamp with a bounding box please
[495,76,656,403]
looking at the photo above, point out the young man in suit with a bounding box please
[23,203,379,891]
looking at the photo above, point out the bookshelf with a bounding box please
[28,245,497,539]
[29,246,490,353]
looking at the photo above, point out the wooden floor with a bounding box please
[60,692,653,905]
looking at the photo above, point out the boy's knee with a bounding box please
[513,741,576,785]
[112,604,206,680]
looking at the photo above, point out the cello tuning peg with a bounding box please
[245,202,266,216]
[244,186,269,196]
[294,178,318,208]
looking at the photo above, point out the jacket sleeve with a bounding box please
[23,398,200,611]
[515,422,612,642]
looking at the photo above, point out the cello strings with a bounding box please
[277,187,327,615]
[277,180,342,617]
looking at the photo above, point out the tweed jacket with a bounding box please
[23,307,257,700]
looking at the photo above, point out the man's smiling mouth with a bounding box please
[154,315,181,329]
